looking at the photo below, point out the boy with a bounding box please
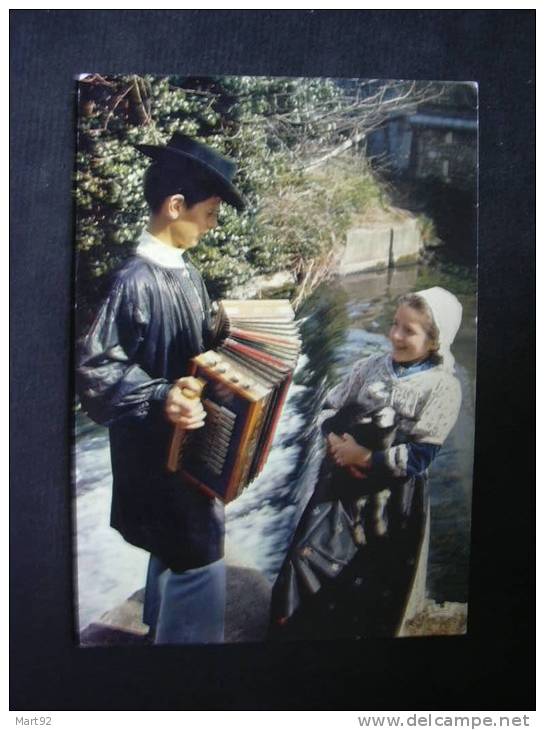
[77,133,246,643]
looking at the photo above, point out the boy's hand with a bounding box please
[165,377,206,429]
[327,433,372,470]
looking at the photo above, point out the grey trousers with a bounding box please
[143,555,226,644]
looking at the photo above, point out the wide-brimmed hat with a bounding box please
[135,132,246,211]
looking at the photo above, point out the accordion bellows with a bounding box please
[167,300,301,503]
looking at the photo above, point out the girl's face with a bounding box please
[389,304,433,363]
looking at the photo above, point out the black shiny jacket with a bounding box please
[76,254,225,571]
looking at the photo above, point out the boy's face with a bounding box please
[389,305,432,363]
[171,195,222,250]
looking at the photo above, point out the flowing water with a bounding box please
[73,262,476,631]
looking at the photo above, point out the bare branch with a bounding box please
[304,130,368,170]
[100,83,133,132]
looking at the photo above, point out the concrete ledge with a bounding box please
[79,564,467,644]
[338,214,422,275]
[391,216,421,262]
[339,225,391,273]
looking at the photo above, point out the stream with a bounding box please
[73,262,476,631]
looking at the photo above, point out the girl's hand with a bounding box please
[347,465,368,480]
[327,433,372,470]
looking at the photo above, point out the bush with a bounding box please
[257,155,390,275]
[75,75,399,332]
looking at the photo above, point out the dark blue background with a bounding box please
[10,10,534,710]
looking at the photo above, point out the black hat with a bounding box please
[135,133,246,211]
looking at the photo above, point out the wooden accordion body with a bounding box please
[167,300,300,504]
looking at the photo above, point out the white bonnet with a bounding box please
[415,287,463,373]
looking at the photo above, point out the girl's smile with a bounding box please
[389,304,433,363]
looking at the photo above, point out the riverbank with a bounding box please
[80,565,272,646]
[80,568,467,646]
[227,205,430,305]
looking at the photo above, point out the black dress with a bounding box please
[269,377,433,640]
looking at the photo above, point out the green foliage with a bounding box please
[75,74,390,332]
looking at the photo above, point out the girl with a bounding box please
[269,287,463,640]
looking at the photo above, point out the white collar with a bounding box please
[135,229,187,270]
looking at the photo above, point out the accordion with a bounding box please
[167,300,301,504]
